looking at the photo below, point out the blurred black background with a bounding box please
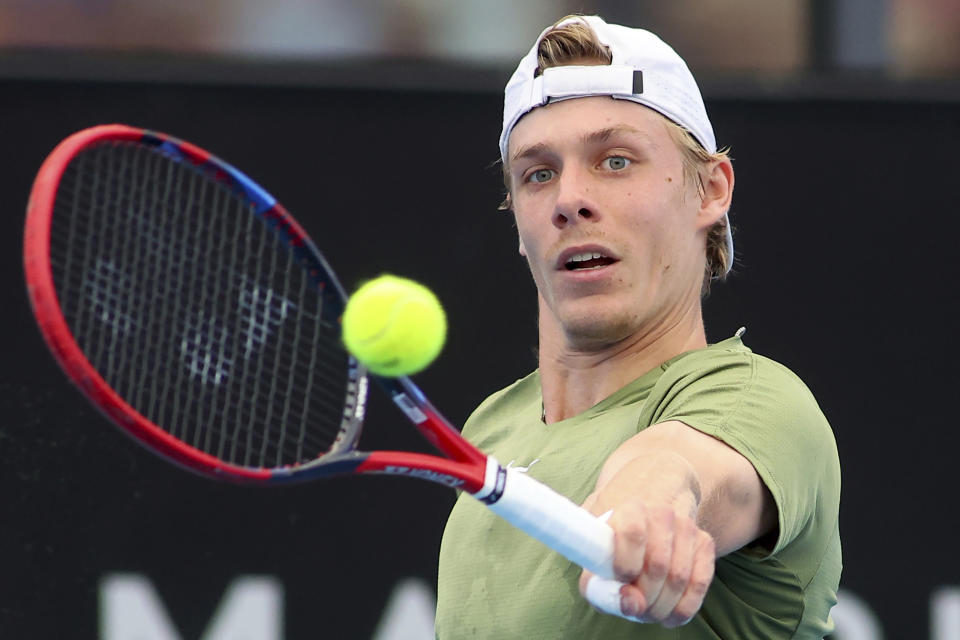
[2,36,959,640]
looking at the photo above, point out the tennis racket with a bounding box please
[23,124,618,581]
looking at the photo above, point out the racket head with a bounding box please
[24,124,368,482]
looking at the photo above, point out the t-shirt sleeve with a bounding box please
[646,347,840,556]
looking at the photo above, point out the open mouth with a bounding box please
[564,251,617,271]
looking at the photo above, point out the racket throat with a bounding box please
[471,457,508,505]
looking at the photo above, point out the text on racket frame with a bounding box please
[382,465,465,488]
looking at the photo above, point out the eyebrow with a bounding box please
[510,142,550,164]
[582,125,658,148]
[510,124,657,164]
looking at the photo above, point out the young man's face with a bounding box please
[506,97,727,350]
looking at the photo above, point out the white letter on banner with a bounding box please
[371,578,437,640]
[100,574,181,640]
[933,587,960,640]
[100,573,283,640]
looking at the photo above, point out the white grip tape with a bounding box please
[584,510,639,621]
[586,575,626,617]
[484,467,616,579]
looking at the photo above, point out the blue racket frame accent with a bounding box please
[139,129,349,326]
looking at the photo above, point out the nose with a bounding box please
[552,169,597,229]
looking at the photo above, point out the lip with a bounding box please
[554,244,621,272]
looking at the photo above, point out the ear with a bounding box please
[512,209,527,257]
[696,158,734,230]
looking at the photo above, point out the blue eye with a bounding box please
[603,156,630,170]
[527,168,555,184]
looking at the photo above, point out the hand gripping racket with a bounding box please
[23,124,618,581]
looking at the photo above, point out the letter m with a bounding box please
[99,573,283,640]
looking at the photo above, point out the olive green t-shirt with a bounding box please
[436,335,841,639]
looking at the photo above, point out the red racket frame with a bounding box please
[24,124,489,491]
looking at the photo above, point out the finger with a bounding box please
[578,568,594,596]
[633,505,675,608]
[662,532,716,628]
[609,501,648,582]
[644,515,698,621]
[581,509,645,622]
[583,574,649,622]
[584,575,626,617]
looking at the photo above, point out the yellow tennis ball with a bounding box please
[342,275,447,377]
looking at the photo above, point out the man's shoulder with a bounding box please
[665,333,814,397]
[652,332,832,445]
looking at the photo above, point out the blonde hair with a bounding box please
[501,16,733,291]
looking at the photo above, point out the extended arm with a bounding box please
[579,419,776,627]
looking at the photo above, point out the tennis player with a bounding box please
[436,15,841,639]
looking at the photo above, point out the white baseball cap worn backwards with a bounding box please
[499,15,733,272]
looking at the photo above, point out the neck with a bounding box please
[537,297,707,424]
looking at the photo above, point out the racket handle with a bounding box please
[484,466,617,580]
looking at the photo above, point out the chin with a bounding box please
[560,311,637,349]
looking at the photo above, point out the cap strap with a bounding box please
[534,65,642,107]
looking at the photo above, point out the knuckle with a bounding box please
[646,555,670,580]
[653,505,676,526]
[666,569,689,592]
[688,575,712,597]
[674,512,694,530]
[616,517,648,544]
[613,563,640,583]
[696,552,717,581]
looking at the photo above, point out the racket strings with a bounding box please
[49,141,355,469]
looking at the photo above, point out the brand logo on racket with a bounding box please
[392,393,427,424]
[382,466,465,488]
[345,374,368,422]
[179,280,297,386]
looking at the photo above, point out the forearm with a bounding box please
[591,450,702,521]
[578,422,774,626]
[592,420,775,556]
